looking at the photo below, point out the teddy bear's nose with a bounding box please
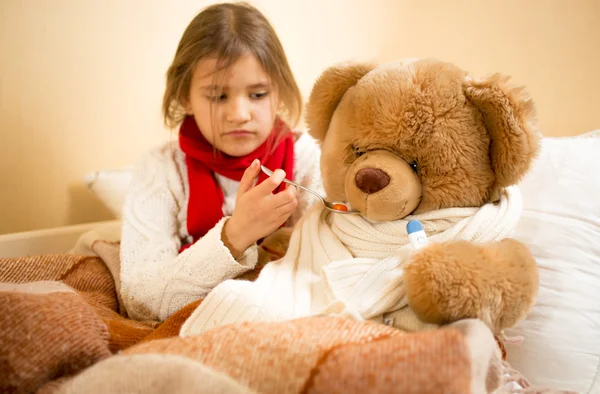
[355,168,390,194]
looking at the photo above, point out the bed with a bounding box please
[1,131,598,393]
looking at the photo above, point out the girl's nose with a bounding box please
[226,97,251,124]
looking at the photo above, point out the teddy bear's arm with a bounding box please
[404,239,539,334]
[235,227,294,281]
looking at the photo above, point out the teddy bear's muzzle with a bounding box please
[345,150,422,221]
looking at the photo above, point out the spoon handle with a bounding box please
[284,179,325,202]
[260,165,325,203]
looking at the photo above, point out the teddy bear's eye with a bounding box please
[411,161,418,173]
[352,145,366,158]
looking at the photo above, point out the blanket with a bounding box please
[0,243,576,393]
[181,186,523,336]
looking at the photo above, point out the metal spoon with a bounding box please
[260,165,359,214]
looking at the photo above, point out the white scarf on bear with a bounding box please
[180,186,522,337]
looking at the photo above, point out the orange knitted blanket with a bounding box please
[0,243,576,394]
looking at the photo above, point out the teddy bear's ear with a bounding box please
[305,62,376,142]
[464,74,542,192]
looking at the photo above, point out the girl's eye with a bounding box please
[251,91,269,99]
[352,145,366,158]
[207,94,227,102]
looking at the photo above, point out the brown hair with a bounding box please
[162,2,302,130]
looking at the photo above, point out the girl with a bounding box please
[119,2,323,321]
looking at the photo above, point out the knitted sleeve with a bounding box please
[288,131,325,226]
[119,145,258,322]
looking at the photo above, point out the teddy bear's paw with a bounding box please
[235,227,294,282]
[260,227,293,259]
[257,227,294,266]
[404,241,477,327]
[404,239,538,334]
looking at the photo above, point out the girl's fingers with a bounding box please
[244,183,297,233]
[273,197,298,219]
[253,169,286,196]
[237,159,261,197]
[252,200,296,238]
[270,185,297,208]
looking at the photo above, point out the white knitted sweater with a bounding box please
[119,130,324,321]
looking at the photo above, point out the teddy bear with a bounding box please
[180,57,541,339]
[299,57,541,335]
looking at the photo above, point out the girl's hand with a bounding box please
[223,159,297,258]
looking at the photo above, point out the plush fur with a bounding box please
[302,58,541,333]
[249,227,294,281]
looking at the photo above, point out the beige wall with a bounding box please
[1,0,599,234]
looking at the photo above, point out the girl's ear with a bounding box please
[183,99,193,115]
[305,62,376,142]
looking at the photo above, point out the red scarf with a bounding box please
[179,116,295,250]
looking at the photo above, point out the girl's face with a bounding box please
[185,53,279,157]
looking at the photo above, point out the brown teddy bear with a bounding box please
[181,58,541,339]
[302,58,541,335]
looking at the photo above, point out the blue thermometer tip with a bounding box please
[407,220,424,234]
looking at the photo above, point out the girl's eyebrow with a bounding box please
[200,82,270,91]
[248,82,270,89]
[200,85,222,91]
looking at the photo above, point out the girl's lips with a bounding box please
[225,129,254,137]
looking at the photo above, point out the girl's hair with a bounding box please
[162,2,302,130]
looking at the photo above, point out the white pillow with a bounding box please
[507,130,600,393]
[84,168,133,218]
